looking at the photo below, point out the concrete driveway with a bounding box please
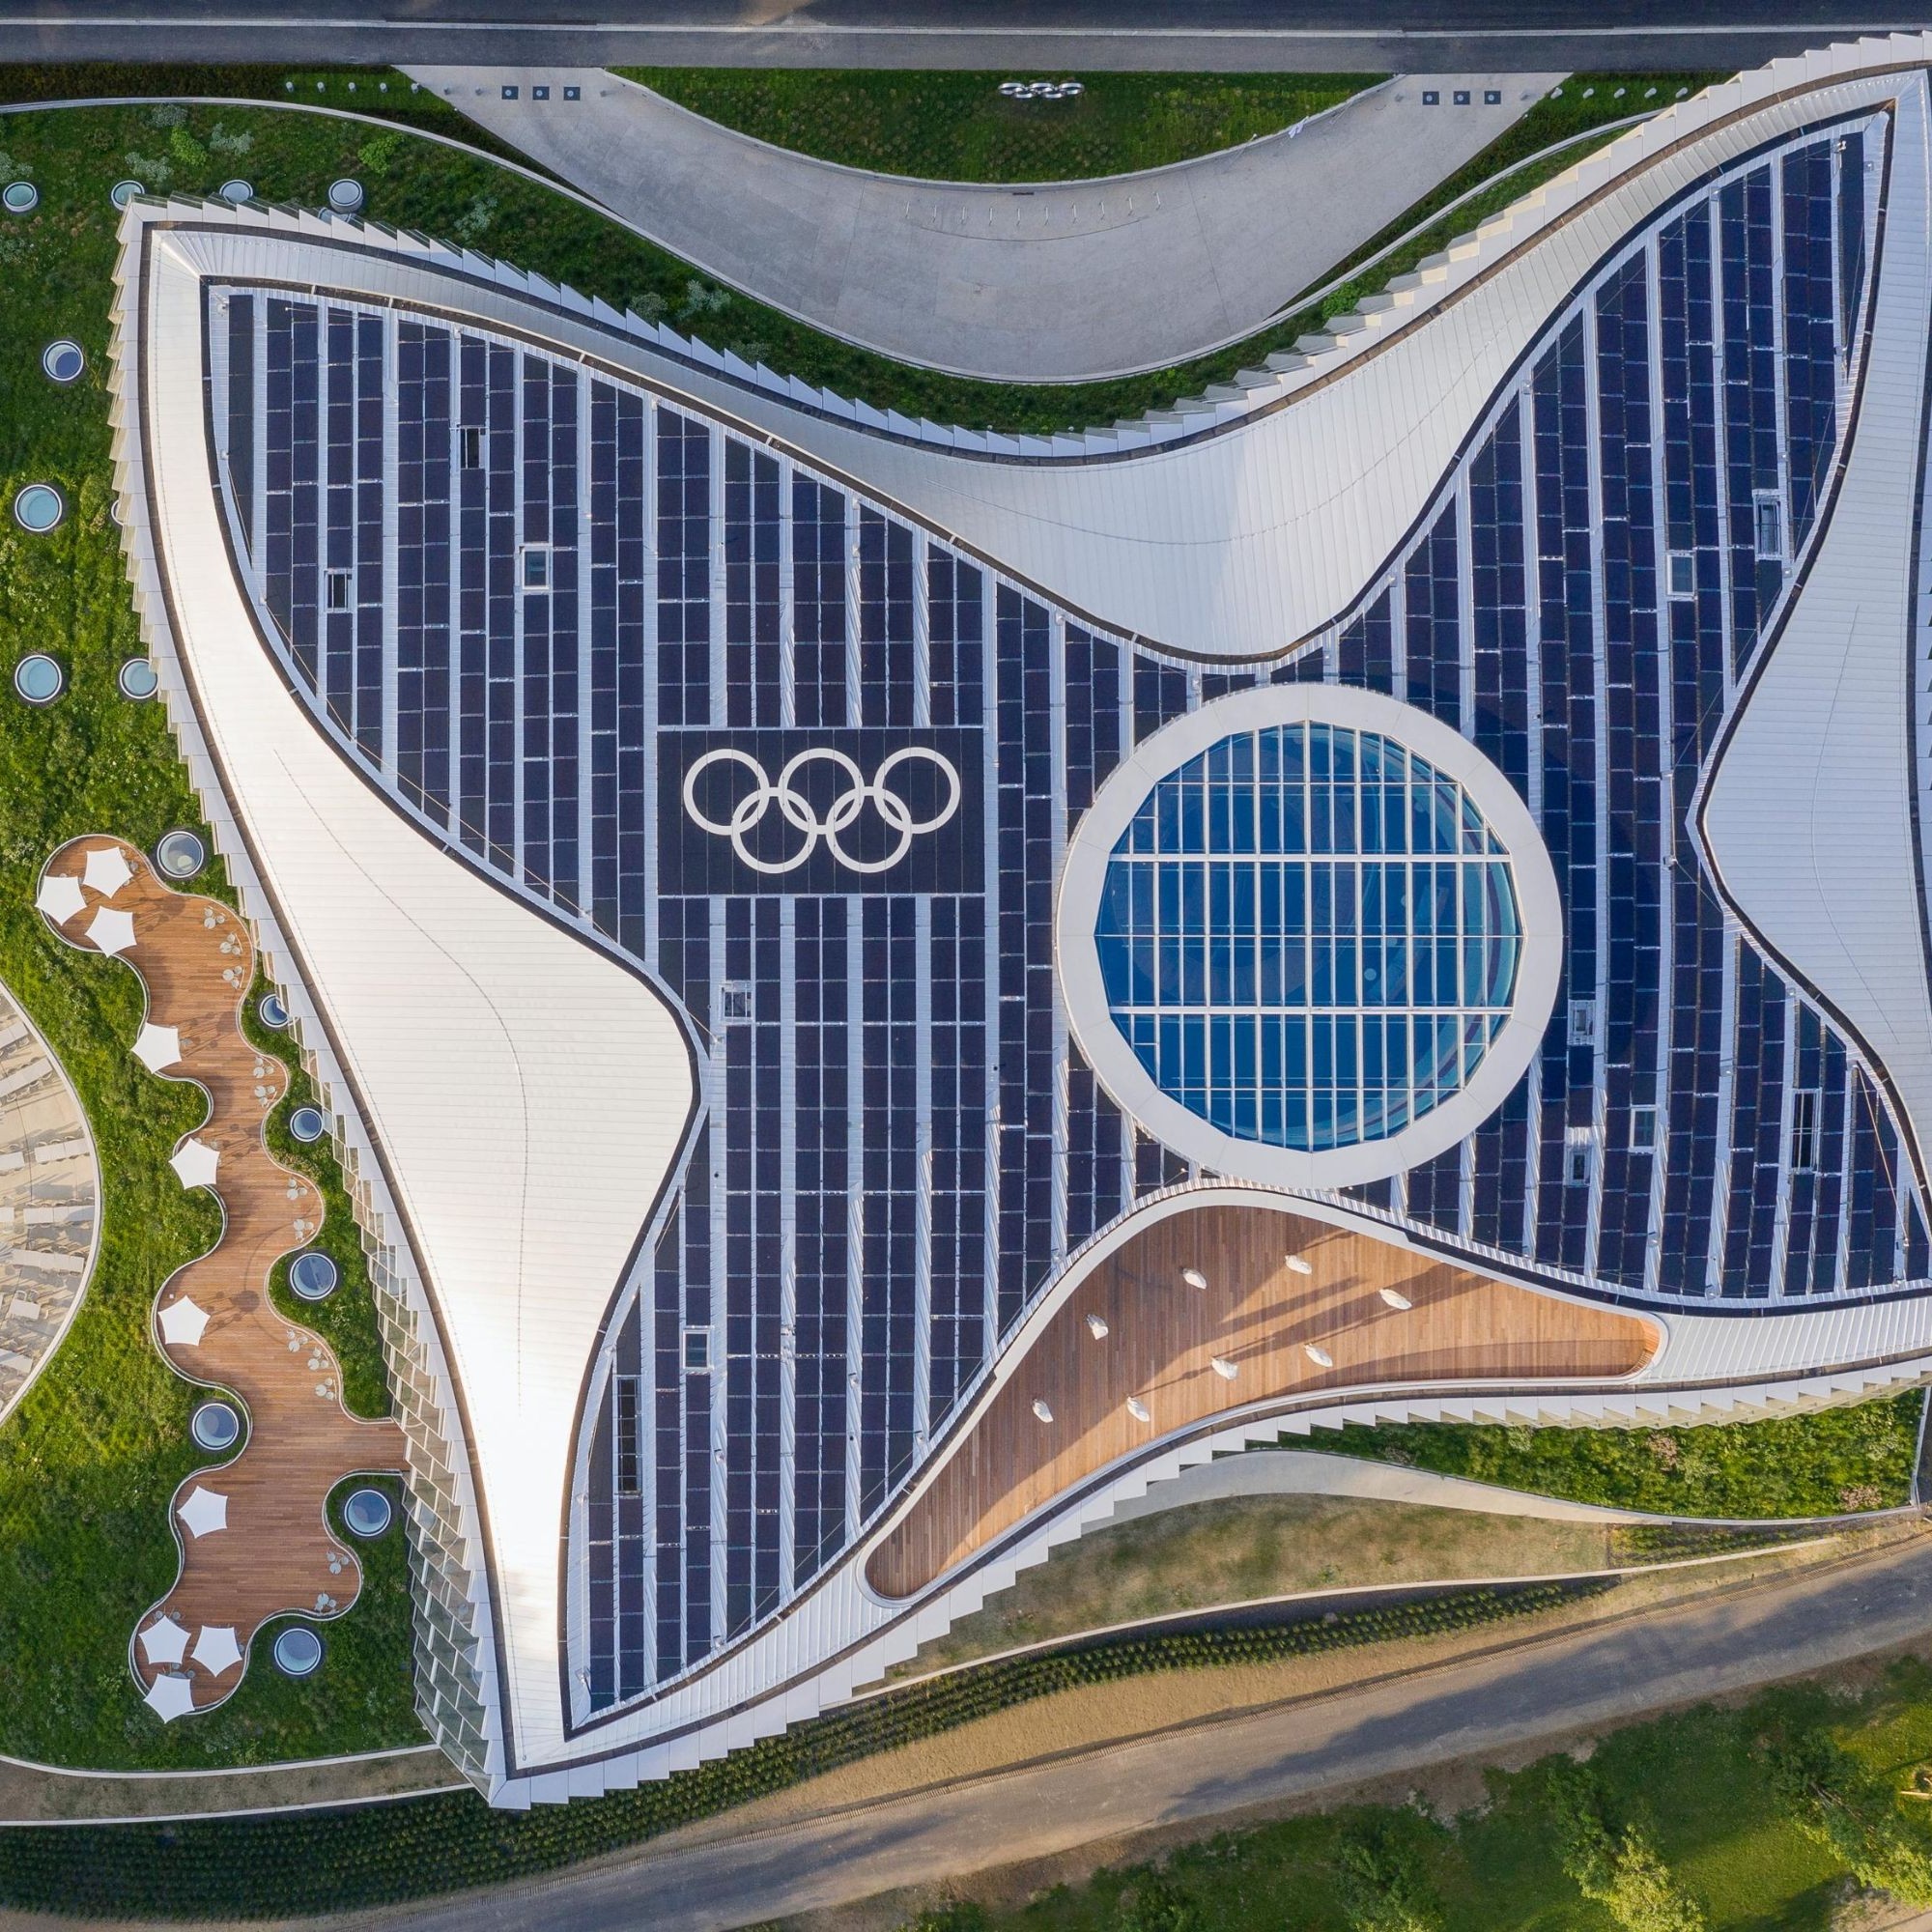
[408,66,1562,381]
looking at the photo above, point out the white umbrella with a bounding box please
[169,1138,219,1190]
[156,1295,210,1347]
[1378,1287,1413,1310]
[178,1486,228,1538]
[1209,1355,1238,1380]
[85,906,136,956]
[142,1672,197,1722]
[34,872,85,924]
[1032,1398,1054,1423]
[191,1625,244,1675]
[138,1614,189,1666]
[1285,1254,1314,1276]
[133,1023,182,1073]
[82,844,134,899]
[1181,1267,1208,1290]
[1125,1395,1151,1423]
[1304,1343,1335,1368]
[1085,1312,1109,1339]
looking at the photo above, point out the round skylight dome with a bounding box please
[1056,684,1563,1189]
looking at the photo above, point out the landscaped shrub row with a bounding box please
[1315,1392,1924,1520]
[0,1581,1600,1918]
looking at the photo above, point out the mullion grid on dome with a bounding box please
[1094,724,1520,1154]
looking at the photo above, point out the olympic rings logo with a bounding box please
[681,746,963,876]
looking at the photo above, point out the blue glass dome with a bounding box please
[1094,723,1522,1152]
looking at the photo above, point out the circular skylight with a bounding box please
[41,339,83,384]
[1057,685,1562,1189]
[13,655,63,705]
[343,1487,392,1538]
[118,658,159,700]
[271,1626,324,1677]
[155,829,205,878]
[2,181,38,215]
[190,1400,242,1452]
[13,484,63,533]
[289,1250,338,1300]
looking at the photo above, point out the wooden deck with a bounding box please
[41,838,405,1716]
[866,1204,1660,1602]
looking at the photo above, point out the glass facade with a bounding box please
[1094,725,1521,1150]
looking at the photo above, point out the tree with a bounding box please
[1114,1867,1192,1932]
[1545,1759,1708,1932]
[1763,1729,1932,1905]
[1336,1813,1443,1932]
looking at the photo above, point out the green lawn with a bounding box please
[0,99,420,1768]
[617,69,1376,183]
[1311,1392,1925,1520]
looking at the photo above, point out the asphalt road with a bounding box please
[342,1537,1932,1932]
[0,0,1924,71]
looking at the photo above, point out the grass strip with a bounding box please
[1306,1389,1926,1520]
[617,69,1376,184]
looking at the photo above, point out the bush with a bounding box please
[1546,1759,1707,1932]
[1115,1867,1191,1932]
[1763,1728,1932,1905]
[1336,1812,1442,1932]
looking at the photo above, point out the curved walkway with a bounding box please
[407,66,1562,382]
[36,838,407,1720]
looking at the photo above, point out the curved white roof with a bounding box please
[128,225,696,1772]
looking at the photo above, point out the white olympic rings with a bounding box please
[682,745,963,876]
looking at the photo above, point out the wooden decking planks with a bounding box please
[866,1204,1660,1602]
[40,837,405,1716]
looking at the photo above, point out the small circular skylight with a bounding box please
[218,179,254,205]
[13,655,63,705]
[289,1105,326,1145]
[41,340,83,384]
[190,1401,242,1452]
[289,1250,338,1300]
[258,990,290,1030]
[118,658,159,700]
[155,829,205,878]
[343,1488,392,1539]
[2,181,39,215]
[271,1626,324,1677]
[13,484,64,533]
[327,178,364,213]
[110,180,143,209]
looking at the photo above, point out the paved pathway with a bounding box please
[348,1534,1932,1932]
[0,1747,457,1827]
[405,66,1562,381]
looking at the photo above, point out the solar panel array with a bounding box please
[206,117,1923,1719]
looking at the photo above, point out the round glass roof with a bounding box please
[1094,722,1521,1153]
[1057,685,1562,1189]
